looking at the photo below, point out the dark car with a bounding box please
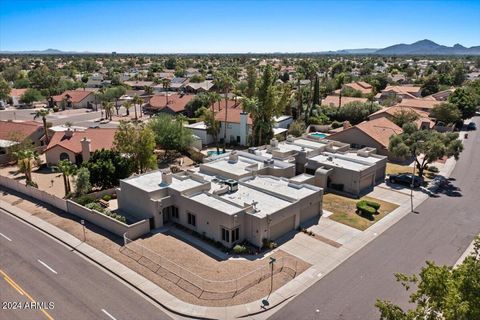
[467,122,476,130]
[389,173,423,188]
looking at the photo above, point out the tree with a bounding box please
[288,120,306,137]
[376,236,480,320]
[132,95,142,120]
[20,88,43,105]
[83,149,134,189]
[389,124,463,178]
[149,114,193,158]
[110,86,126,115]
[102,101,114,121]
[214,70,236,152]
[33,109,51,144]
[123,100,133,116]
[54,159,77,196]
[391,109,419,128]
[448,88,476,120]
[430,102,462,125]
[421,75,439,97]
[13,149,40,187]
[0,76,10,101]
[114,121,156,173]
[74,167,91,196]
[196,105,220,153]
[246,65,257,98]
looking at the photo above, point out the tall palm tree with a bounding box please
[215,72,235,152]
[54,159,77,196]
[162,79,171,106]
[33,108,50,144]
[102,101,114,121]
[207,92,222,153]
[13,149,39,186]
[123,100,133,117]
[243,97,259,145]
[132,95,142,121]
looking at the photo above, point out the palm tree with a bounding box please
[54,159,77,196]
[132,95,142,121]
[162,79,171,105]
[215,72,235,152]
[102,101,114,121]
[243,97,259,145]
[123,100,133,117]
[13,149,39,186]
[207,92,222,153]
[33,108,50,144]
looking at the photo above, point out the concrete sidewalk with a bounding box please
[0,154,458,320]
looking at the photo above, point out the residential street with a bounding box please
[0,210,173,320]
[270,117,480,320]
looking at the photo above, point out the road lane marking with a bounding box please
[102,309,118,320]
[0,232,12,241]
[0,269,54,320]
[4,276,25,295]
[38,260,58,274]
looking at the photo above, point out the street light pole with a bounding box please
[269,257,276,294]
[410,164,416,213]
[81,219,86,242]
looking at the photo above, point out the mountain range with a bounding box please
[1,40,479,55]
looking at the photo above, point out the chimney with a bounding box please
[64,128,74,138]
[161,171,172,185]
[81,137,91,162]
[239,112,248,146]
[228,151,239,163]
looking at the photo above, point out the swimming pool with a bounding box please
[310,132,328,139]
[206,150,226,157]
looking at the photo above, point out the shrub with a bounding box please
[356,200,376,216]
[364,200,381,211]
[232,245,248,254]
[102,194,112,201]
[428,166,439,173]
[85,202,103,212]
[76,195,95,206]
[331,120,343,129]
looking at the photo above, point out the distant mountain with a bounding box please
[374,39,480,55]
[0,48,101,54]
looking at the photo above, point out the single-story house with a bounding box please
[369,105,434,129]
[9,88,28,107]
[52,90,95,109]
[185,81,214,93]
[44,128,116,165]
[322,95,368,108]
[0,120,46,163]
[143,93,194,115]
[394,98,441,114]
[334,81,373,96]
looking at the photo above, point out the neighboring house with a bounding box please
[424,88,455,101]
[334,81,373,96]
[322,95,368,108]
[123,80,154,90]
[169,77,189,91]
[214,100,252,146]
[394,98,441,114]
[0,120,45,164]
[327,117,403,160]
[185,81,214,93]
[143,93,194,115]
[44,128,116,165]
[117,153,323,247]
[9,88,28,107]
[377,85,422,100]
[52,90,95,109]
[369,105,434,129]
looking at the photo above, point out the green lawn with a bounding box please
[324,193,399,231]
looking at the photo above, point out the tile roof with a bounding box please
[146,93,194,113]
[214,100,252,125]
[322,95,368,107]
[45,128,116,154]
[343,81,373,94]
[395,98,441,110]
[382,85,422,95]
[369,105,435,129]
[9,88,28,98]
[52,90,93,103]
[0,120,43,141]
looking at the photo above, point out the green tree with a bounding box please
[114,121,156,173]
[246,65,257,98]
[391,109,419,128]
[448,88,476,120]
[389,124,463,178]
[288,120,306,137]
[149,114,193,158]
[13,149,40,187]
[54,159,77,196]
[123,100,133,117]
[214,70,236,152]
[132,95,142,120]
[0,76,10,101]
[421,75,440,97]
[376,236,480,320]
[33,109,51,144]
[83,149,134,189]
[74,167,91,196]
[20,88,43,105]
[196,106,220,153]
[430,102,462,125]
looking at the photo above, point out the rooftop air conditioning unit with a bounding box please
[248,147,258,154]
[263,159,274,166]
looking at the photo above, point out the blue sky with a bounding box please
[1,0,479,53]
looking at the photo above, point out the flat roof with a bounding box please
[309,153,370,171]
[244,176,318,200]
[292,138,329,150]
[123,171,203,193]
[189,193,243,215]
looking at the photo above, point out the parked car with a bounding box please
[467,122,476,130]
[389,173,423,188]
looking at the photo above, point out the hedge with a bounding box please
[356,200,377,216]
[364,200,381,211]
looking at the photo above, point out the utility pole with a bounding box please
[269,257,276,294]
[81,219,86,242]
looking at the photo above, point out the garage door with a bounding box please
[269,215,295,240]
[359,174,374,193]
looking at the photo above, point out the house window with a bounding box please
[162,206,179,219]
[221,227,230,242]
[59,152,70,161]
[232,227,239,242]
[187,213,196,227]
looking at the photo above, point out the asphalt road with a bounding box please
[271,117,480,320]
[0,210,173,320]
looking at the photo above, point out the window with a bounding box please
[187,213,196,227]
[162,206,179,219]
[232,227,239,242]
[59,152,70,161]
[171,206,179,219]
[221,228,230,242]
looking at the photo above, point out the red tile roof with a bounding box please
[52,90,93,103]
[214,100,252,125]
[45,128,116,154]
[0,120,43,141]
[9,88,28,98]
[322,95,368,107]
[146,93,194,113]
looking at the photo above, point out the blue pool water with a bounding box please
[207,150,226,157]
[310,132,327,139]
